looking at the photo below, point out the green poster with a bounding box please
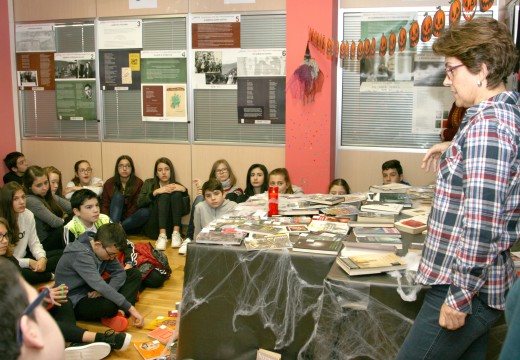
[55,80,97,120]
[141,57,187,83]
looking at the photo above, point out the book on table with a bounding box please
[368,183,411,193]
[348,221,395,228]
[257,348,282,360]
[292,231,346,255]
[356,211,395,223]
[319,204,359,218]
[235,222,284,236]
[400,207,431,217]
[312,214,351,224]
[377,192,413,208]
[360,203,404,215]
[353,227,401,238]
[394,215,428,234]
[307,194,346,206]
[133,340,169,360]
[278,208,321,216]
[355,236,403,249]
[148,325,175,345]
[195,229,247,245]
[244,233,293,251]
[284,224,310,233]
[336,242,407,276]
[307,219,350,235]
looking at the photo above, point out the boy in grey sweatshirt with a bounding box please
[193,179,237,240]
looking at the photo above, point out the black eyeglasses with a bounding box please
[17,287,51,346]
[103,246,118,259]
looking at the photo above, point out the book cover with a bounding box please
[144,316,177,331]
[292,232,345,255]
[348,221,395,228]
[307,220,350,235]
[196,230,246,245]
[378,192,413,207]
[368,183,411,193]
[336,243,407,276]
[134,340,168,360]
[285,224,310,233]
[342,193,367,203]
[353,227,401,238]
[400,207,431,217]
[312,214,351,224]
[360,203,404,215]
[244,234,293,251]
[356,236,403,249]
[394,215,428,234]
[256,348,282,360]
[236,223,284,235]
[356,211,395,223]
[319,204,359,217]
[148,325,175,344]
[307,194,345,206]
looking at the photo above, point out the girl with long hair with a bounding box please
[23,165,71,251]
[268,168,304,194]
[102,155,149,233]
[0,182,61,284]
[137,157,189,250]
[64,160,103,200]
[236,163,269,203]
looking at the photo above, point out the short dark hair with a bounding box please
[382,160,403,175]
[70,188,98,211]
[94,223,127,251]
[3,152,24,171]
[202,178,223,194]
[0,258,28,360]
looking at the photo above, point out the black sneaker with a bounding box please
[99,329,132,351]
[64,342,111,359]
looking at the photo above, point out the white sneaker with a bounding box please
[171,231,182,248]
[156,233,168,251]
[178,238,191,255]
[65,342,111,360]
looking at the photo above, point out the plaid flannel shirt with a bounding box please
[416,91,520,313]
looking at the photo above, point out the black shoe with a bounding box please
[99,329,132,351]
[64,342,111,359]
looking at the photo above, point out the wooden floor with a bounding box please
[76,236,186,360]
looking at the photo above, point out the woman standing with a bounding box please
[64,160,103,200]
[102,155,149,233]
[0,182,61,284]
[138,157,189,250]
[23,166,71,251]
[398,18,520,359]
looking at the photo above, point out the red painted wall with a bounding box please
[286,0,338,194]
[0,1,17,185]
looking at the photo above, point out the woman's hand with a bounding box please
[34,257,47,272]
[422,142,451,173]
[92,181,104,187]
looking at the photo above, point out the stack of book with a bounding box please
[360,202,404,215]
[353,226,402,249]
[292,231,347,255]
[394,215,428,234]
[377,192,413,208]
[336,243,407,276]
[368,183,411,193]
[348,211,395,228]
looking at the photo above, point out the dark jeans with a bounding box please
[74,268,142,321]
[143,192,184,239]
[41,225,66,251]
[109,192,150,232]
[142,269,168,290]
[397,285,502,360]
[50,298,86,343]
[186,195,204,239]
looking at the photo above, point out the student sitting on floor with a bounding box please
[54,223,144,333]
[0,217,131,359]
[236,163,269,203]
[268,168,304,194]
[193,179,237,242]
[63,189,111,246]
[0,182,61,285]
[64,160,104,200]
[2,151,28,185]
[23,166,71,252]
[44,166,66,198]
[381,159,410,186]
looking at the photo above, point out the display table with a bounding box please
[177,242,336,359]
